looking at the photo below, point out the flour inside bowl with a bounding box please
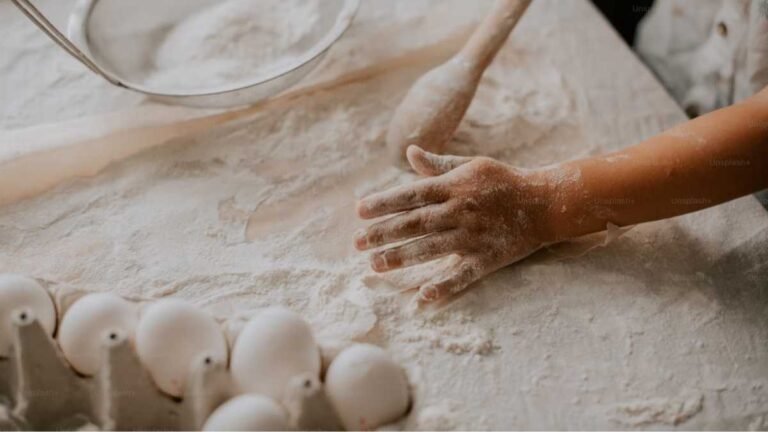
[145,0,320,92]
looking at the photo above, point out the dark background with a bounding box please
[591,0,655,46]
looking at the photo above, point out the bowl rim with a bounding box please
[67,0,360,99]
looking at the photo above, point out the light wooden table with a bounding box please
[402,1,768,428]
[0,0,766,429]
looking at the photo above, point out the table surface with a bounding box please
[1,0,767,429]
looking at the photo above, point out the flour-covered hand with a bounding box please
[355,145,557,302]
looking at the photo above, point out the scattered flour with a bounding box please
[748,415,768,431]
[413,402,461,431]
[609,392,704,427]
[0,12,573,424]
[146,0,320,91]
[0,1,140,129]
[1,0,767,429]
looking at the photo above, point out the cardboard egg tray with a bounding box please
[0,310,344,431]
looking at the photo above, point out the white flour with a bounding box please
[146,0,320,91]
[0,10,578,426]
[1,0,767,429]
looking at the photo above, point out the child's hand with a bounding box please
[357,87,768,303]
[355,146,556,302]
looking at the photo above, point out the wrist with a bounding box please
[528,163,590,244]
[509,166,566,245]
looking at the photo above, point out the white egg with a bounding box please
[325,344,410,431]
[57,293,137,375]
[0,274,56,357]
[135,299,228,397]
[231,307,320,401]
[203,394,289,431]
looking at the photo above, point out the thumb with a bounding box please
[406,145,473,177]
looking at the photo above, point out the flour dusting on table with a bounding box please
[1,0,767,429]
[0,10,576,427]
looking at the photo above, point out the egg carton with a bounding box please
[0,310,345,431]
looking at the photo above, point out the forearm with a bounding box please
[543,90,768,241]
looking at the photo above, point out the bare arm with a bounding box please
[355,88,768,302]
[548,87,768,240]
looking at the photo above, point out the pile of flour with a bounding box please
[145,0,320,92]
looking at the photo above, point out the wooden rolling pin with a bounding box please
[386,0,531,162]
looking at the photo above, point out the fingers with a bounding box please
[357,178,448,219]
[356,146,471,220]
[406,145,473,177]
[354,205,454,250]
[369,231,465,272]
[418,257,483,302]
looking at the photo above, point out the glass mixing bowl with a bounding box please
[13,0,359,108]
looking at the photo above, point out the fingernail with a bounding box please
[420,285,438,301]
[371,253,386,271]
[354,229,367,249]
[356,201,369,218]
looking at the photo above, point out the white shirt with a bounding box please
[636,0,768,116]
